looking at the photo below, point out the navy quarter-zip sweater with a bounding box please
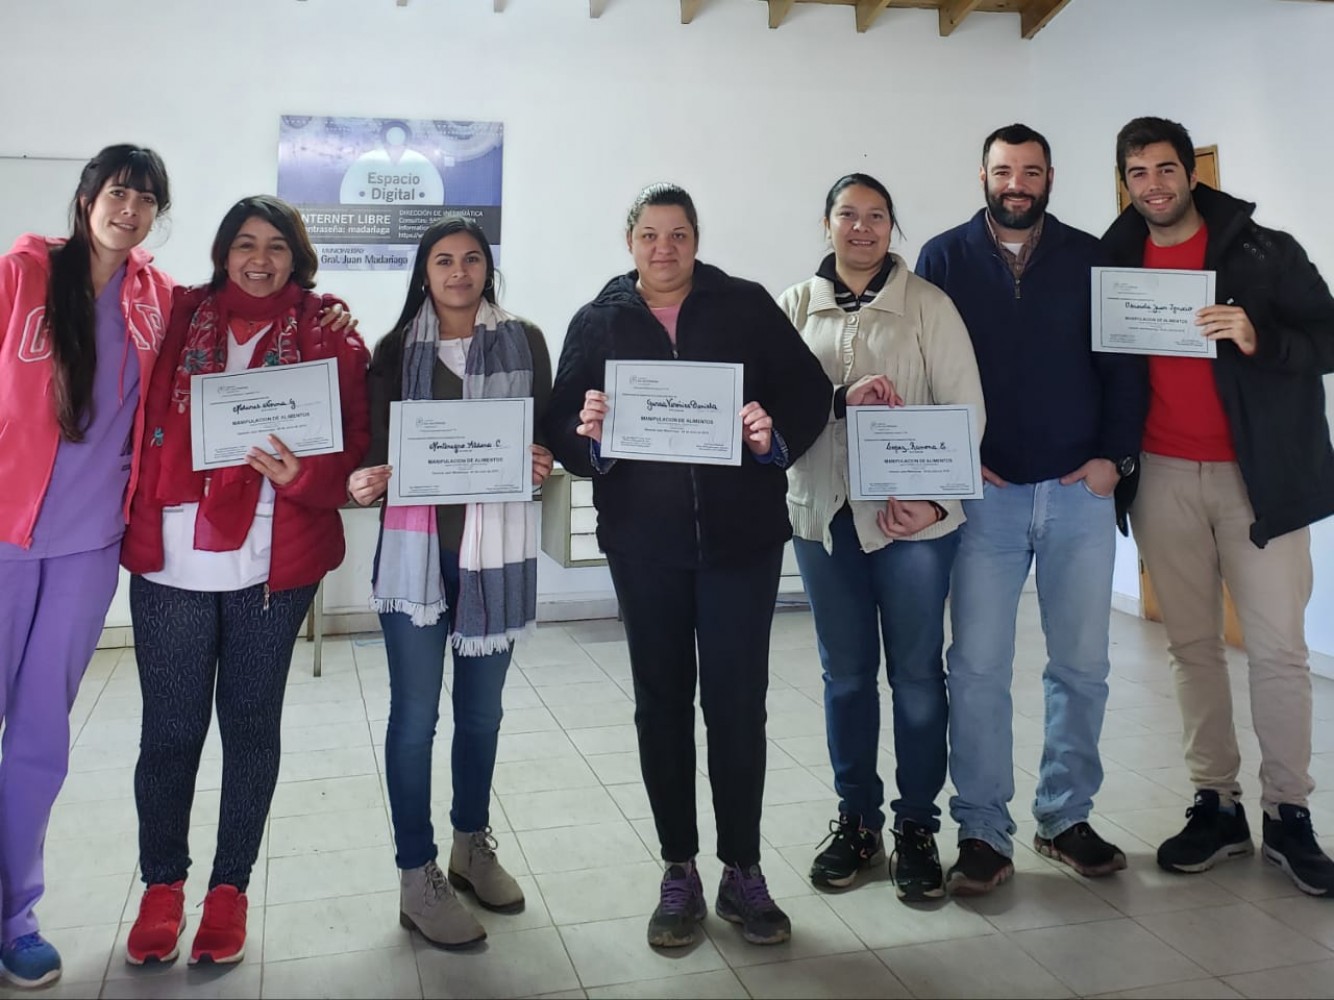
[916,210,1147,489]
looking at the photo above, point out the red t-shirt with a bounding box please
[1141,224,1236,461]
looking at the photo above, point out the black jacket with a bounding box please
[545,262,832,567]
[1102,184,1334,546]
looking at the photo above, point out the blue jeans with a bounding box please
[946,478,1115,855]
[380,547,511,871]
[794,506,959,833]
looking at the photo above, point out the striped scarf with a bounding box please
[372,299,538,655]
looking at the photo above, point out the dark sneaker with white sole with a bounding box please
[1262,804,1334,897]
[647,862,707,948]
[946,839,1014,896]
[716,864,791,945]
[810,814,885,889]
[1157,790,1254,874]
[1035,822,1128,877]
[890,820,945,901]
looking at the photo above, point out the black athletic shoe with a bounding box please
[1157,790,1254,874]
[1262,804,1334,897]
[946,839,1014,896]
[809,814,885,889]
[1035,822,1128,877]
[890,820,945,901]
[716,864,791,945]
[646,862,707,948]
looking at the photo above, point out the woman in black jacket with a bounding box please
[545,183,830,951]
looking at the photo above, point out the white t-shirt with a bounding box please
[144,328,278,592]
[437,335,472,377]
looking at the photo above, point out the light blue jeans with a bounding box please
[946,477,1116,856]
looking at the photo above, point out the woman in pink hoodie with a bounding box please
[0,144,173,990]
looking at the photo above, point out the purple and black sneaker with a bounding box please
[647,862,707,948]
[716,864,791,945]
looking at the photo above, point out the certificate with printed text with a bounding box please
[190,358,343,471]
[387,398,533,506]
[1092,267,1218,357]
[602,360,744,466]
[847,405,983,502]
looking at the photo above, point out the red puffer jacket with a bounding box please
[121,284,370,591]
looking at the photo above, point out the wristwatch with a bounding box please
[1111,456,1137,478]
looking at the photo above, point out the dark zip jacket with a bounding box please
[1102,183,1334,547]
[545,262,831,567]
[916,211,1149,523]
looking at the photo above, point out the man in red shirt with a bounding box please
[1102,116,1334,897]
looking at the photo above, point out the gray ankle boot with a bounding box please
[399,859,485,949]
[449,828,525,913]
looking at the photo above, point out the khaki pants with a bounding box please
[1131,453,1314,811]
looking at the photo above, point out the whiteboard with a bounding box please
[0,156,86,249]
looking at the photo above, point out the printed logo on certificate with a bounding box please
[190,357,344,471]
[387,398,533,506]
[846,404,983,502]
[1092,267,1218,357]
[601,360,745,467]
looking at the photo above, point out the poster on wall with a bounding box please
[277,115,503,271]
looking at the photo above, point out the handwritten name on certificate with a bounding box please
[602,360,744,466]
[387,398,533,506]
[847,404,983,502]
[1092,267,1217,358]
[190,357,343,471]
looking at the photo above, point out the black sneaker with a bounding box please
[1262,803,1334,897]
[1157,790,1254,874]
[809,814,885,889]
[646,862,706,948]
[716,864,791,945]
[1035,822,1128,877]
[946,839,1015,896]
[890,820,945,901]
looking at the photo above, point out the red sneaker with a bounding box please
[126,882,186,965]
[189,885,248,965]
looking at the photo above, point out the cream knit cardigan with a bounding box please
[779,253,987,554]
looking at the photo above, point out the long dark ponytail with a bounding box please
[46,144,170,441]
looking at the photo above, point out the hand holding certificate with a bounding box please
[601,360,745,466]
[387,398,533,506]
[1092,267,1218,357]
[190,357,344,471]
[847,404,983,501]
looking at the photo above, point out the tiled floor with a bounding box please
[9,597,1334,999]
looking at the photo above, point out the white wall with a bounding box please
[2,0,1330,653]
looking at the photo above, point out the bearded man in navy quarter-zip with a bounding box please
[1103,116,1334,897]
[916,124,1148,895]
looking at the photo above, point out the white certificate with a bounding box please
[847,404,983,502]
[387,398,533,506]
[1092,267,1218,357]
[602,360,744,466]
[190,357,343,471]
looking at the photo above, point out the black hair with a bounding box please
[209,195,318,291]
[625,183,699,239]
[388,216,498,336]
[823,172,902,238]
[982,124,1053,169]
[1116,116,1195,183]
[47,144,170,442]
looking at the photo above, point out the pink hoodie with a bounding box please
[0,234,174,549]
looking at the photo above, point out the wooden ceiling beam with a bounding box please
[681,0,703,23]
[938,0,985,36]
[767,0,795,29]
[854,0,891,32]
[1020,0,1072,38]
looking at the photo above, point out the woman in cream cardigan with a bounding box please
[780,173,985,904]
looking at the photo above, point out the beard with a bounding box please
[986,187,1049,231]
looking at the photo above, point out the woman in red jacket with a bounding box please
[120,195,370,967]
[0,144,172,990]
